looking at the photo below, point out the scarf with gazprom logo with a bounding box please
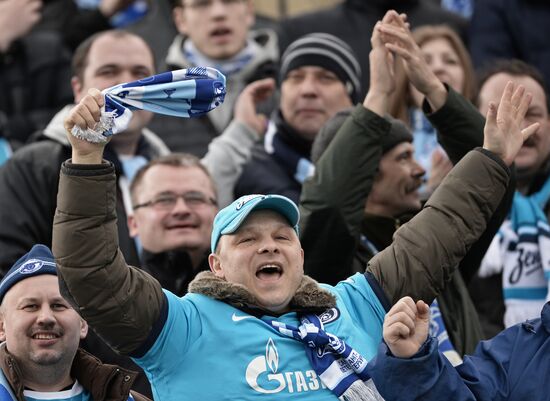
[266,314,383,401]
[480,175,550,327]
[71,67,226,144]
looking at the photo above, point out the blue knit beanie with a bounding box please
[0,244,57,303]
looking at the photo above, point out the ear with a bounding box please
[71,76,84,103]
[208,253,225,278]
[127,214,139,238]
[245,0,255,29]
[0,314,6,342]
[79,319,88,340]
[172,6,189,35]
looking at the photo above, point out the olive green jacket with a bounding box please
[299,88,513,355]
[52,134,509,358]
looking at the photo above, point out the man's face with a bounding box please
[209,210,304,313]
[129,165,218,254]
[173,0,254,60]
[72,33,156,133]
[0,275,88,368]
[280,66,353,141]
[367,142,425,217]
[478,73,550,178]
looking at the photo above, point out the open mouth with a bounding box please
[210,27,232,39]
[256,264,283,281]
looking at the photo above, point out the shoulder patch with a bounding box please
[319,307,340,324]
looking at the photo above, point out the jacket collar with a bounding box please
[188,271,336,317]
[0,345,137,401]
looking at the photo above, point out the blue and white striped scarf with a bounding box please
[71,67,226,143]
[267,314,383,401]
[480,175,550,327]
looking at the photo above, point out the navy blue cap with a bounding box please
[211,194,300,252]
[0,244,57,303]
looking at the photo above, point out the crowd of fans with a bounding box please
[0,0,549,400]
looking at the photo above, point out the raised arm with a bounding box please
[368,81,539,304]
[53,88,165,355]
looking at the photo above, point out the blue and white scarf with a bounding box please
[71,67,226,143]
[184,39,256,77]
[480,176,550,327]
[267,314,383,401]
[264,121,315,184]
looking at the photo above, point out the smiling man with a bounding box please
[0,244,149,401]
[52,42,533,398]
[128,153,218,295]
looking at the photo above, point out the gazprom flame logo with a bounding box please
[245,338,325,394]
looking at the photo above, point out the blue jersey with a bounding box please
[134,273,386,400]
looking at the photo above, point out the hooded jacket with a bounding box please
[0,345,149,401]
[147,29,278,156]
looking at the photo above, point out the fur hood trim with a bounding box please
[188,271,336,315]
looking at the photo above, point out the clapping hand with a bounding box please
[483,81,540,166]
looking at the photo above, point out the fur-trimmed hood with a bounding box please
[188,271,336,316]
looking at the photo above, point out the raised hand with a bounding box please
[64,88,109,164]
[426,149,453,194]
[363,12,400,115]
[378,10,447,110]
[383,296,430,358]
[483,81,540,166]
[234,78,276,137]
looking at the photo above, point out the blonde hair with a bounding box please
[389,25,476,125]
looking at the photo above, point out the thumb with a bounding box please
[521,122,540,142]
[416,300,430,322]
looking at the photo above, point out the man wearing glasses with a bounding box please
[128,153,218,296]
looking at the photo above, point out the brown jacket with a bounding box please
[52,145,510,357]
[0,344,150,401]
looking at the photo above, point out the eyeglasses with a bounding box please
[184,0,244,10]
[133,191,217,211]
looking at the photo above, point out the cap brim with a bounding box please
[221,195,300,236]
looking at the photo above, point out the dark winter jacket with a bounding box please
[0,344,150,401]
[0,32,72,144]
[368,301,550,401]
[234,111,312,204]
[300,88,514,355]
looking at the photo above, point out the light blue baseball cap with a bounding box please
[211,194,300,252]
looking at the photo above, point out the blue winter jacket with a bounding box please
[368,301,550,401]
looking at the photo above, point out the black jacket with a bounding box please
[234,111,312,204]
[0,32,72,144]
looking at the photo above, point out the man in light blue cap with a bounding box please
[53,78,536,400]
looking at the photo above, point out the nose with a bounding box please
[412,160,426,179]
[171,196,192,215]
[297,74,319,97]
[36,306,56,326]
[210,0,228,18]
[257,238,279,254]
